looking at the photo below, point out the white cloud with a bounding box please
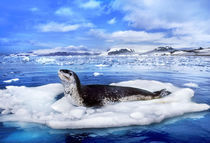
[28,40,53,48]
[0,38,10,43]
[37,22,94,32]
[112,0,209,30]
[89,29,108,39]
[159,21,210,48]
[89,29,165,43]
[80,0,101,9]
[110,30,164,43]
[80,22,95,28]
[89,27,210,50]
[111,0,210,48]
[107,18,116,24]
[37,22,80,32]
[30,7,39,12]
[55,7,73,16]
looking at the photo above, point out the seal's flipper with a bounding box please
[154,89,171,97]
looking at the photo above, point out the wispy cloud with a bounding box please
[89,26,210,49]
[89,29,108,39]
[55,7,73,16]
[107,18,116,24]
[80,0,101,9]
[29,7,39,12]
[0,38,53,49]
[110,30,164,43]
[80,22,95,28]
[37,22,80,32]
[89,29,165,43]
[112,0,210,30]
[111,0,210,48]
[37,21,94,32]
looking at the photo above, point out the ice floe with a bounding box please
[3,78,19,83]
[183,82,199,88]
[0,80,209,129]
[93,72,103,76]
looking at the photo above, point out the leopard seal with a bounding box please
[58,69,171,107]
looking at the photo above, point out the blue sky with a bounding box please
[0,0,210,53]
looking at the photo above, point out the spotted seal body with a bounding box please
[58,69,171,107]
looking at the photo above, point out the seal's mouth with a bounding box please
[58,70,70,81]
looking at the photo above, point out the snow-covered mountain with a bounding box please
[8,46,210,57]
[154,46,175,52]
[103,48,135,55]
[140,46,176,56]
[141,46,210,56]
[31,45,100,56]
[171,47,210,56]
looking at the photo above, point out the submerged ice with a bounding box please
[0,80,209,129]
[3,78,19,83]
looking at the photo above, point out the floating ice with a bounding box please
[36,57,56,64]
[183,82,199,88]
[22,56,30,62]
[95,64,109,67]
[93,72,103,76]
[3,78,19,83]
[2,55,210,73]
[0,80,209,129]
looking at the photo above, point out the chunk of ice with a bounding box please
[0,80,209,129]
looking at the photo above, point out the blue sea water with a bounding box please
[0,55,210,143]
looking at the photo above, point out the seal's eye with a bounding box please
[69,73,72,76]
[61,69,69,73]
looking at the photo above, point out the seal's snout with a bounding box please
[59,69,73,75]
[59,69,70,74]
[58,69,73,82]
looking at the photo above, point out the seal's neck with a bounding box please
[63,82,80,95]
[63,79,83,106]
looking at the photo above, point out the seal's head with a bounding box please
[58,69,83,106]
[58,69,80,85]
